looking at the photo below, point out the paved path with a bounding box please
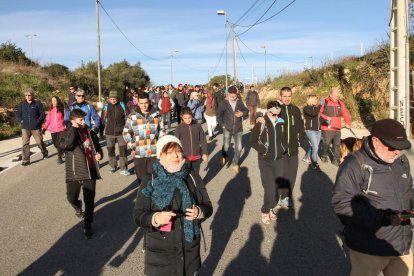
[0,125,412,275]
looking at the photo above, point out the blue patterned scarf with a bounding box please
[141,160,200,242]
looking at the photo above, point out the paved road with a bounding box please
[0,125,412,275]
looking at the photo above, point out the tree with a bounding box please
[105,60,150,90]
[43,63,70,78]
[0,41,31,64]
[208,74,233,87]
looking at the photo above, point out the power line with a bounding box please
[236,0,279,37]
[98,1,167,61]
[237,0,268,26]
[235,38,249,65]
[235,0,262,25]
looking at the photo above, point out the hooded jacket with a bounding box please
[175,120,208,159]
[280,104,304,156]
[65,101,101,129]
[43,106,65,133]
[332,137,413,256]
[303,105,321,131]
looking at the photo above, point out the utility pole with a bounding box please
[217,10,228,94]
[231,23,237,86]
[251,64,255,85]
[170,50,179,85]
[261,45,267,82]
[96,0,102,105]
[389,0,410,136]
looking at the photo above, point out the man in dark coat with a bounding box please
[17,88,48,166]
[332,119,413,275]
[59,109,103,239]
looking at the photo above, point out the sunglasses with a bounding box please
[76,95,85,98]
[270,112,279,117]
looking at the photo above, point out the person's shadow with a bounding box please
[19,180,144,275]
[222,224,267,275]
[198,167,252,275]
[266,170,350,275]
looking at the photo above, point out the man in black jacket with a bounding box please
[59,109,103,239]
[17,88,48,166]
[101,90,129,175]
[216,86,249,173]
[332,119,413,275]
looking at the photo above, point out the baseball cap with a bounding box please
[371,119,411,150]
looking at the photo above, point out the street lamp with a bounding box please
[217,10,228,94]
[170,50,179,85]
[261,45,267,82]
[25,34,37,62]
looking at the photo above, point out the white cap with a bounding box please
[156,135,182,158]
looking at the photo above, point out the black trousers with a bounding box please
[258,158,285,213]
[51,132,63,158]
[66,179,96,229]
[321,130,341,162]
[134,157,156,183]
[280,155,298,198]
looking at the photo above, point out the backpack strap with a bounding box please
[352,151,376,195]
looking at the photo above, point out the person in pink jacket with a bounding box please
[319,88,351,166]
[43,96,66,164]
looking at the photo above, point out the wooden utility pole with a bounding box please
[231,23,237,86]
[96,0,102,105]
[389,0,410,136]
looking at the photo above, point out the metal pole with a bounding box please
[96,0,102,104]
[170,53,173,85]
[25,34,37,62]
[231,23,237,86]
[225,13,228,94]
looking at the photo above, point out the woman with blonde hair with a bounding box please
[303,94,322,171]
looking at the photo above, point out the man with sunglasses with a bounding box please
[17,88,49,166]
[65,89,101,133]
[333,119,413,275]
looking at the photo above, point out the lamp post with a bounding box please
[25,34,37,62]
[217,10,228,94]
[261,45,267,82]
[170,50,179,85]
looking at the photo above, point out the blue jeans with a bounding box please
[161,112,171,130]
[222,129,243,165]
[304,130,321,163]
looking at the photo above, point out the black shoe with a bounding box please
[57,158,64,164]
[84,227,93,239]
[42,152,49,159]
[21,161,30,167]
[75,209,85,218]
[311,163,321,171]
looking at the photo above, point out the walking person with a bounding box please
[204,89,217,141]
[303,94,322,171]
[42,96,65,164]
[216,86,249,174]
[175,107,208,174]
[59,109,103,239]
[250,101,287,224]
[17,88,48,166]
[65,89,101,132]
[123,92,162,183]
[171,83,188,124]
[332,119,413,276]
[320,87,351,166]
[68,83,77,107]
[101,90,129,175]
[187,92,204,124]
[134,135,213,276]
[158,91,175,132]
[245,84,260,126]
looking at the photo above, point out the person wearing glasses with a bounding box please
[250,101,287,224]
[17,88,48,166]
[65,89,101,133]
[332,119,413,275]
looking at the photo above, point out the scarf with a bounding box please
[141,160,200,242]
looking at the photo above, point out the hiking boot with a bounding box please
[21,161,30,167]
[120,169,130,176]
[75,209,84,219]
[42,152,49,159]
[109,167,116,173]
[220,156,226,166]
[232,164,240,174]
[320,156,329,163]
[57,157,64,165]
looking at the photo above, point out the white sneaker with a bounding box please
[120,169,130,176]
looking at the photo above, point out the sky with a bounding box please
[0,0,391,86]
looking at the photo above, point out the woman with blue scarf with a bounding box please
[134,135,213,276]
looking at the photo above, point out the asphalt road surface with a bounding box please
[0,125,411,275]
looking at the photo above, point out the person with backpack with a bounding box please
[187,92,204,124]
[133,135,213,276]
[17,88,49,166]
[42,96,66,164]
[101,90,129,175]
[158,91,175,132]
[332,119,413,275]
[250,101,287,224]
[320,87,351,166]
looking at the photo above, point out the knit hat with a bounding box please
[371,119,411,150]
[156,135,183,158]
[109,90,118,99]
[228,86,238,94]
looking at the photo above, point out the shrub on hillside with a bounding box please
[0,41,32,65]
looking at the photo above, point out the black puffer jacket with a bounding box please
[332,137,413,256]
[216,99,249,135]
[134,170,213,276]
[102,102,126,136]
[280,104,304,156]
[250,115,287,160]
[303,105,321,131]
[59,126,103,182]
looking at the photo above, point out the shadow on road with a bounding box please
[266,169,350,275]
[20,180,144,275]
[199,167,251,275]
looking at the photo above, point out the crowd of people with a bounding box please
[16,82,414,276]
